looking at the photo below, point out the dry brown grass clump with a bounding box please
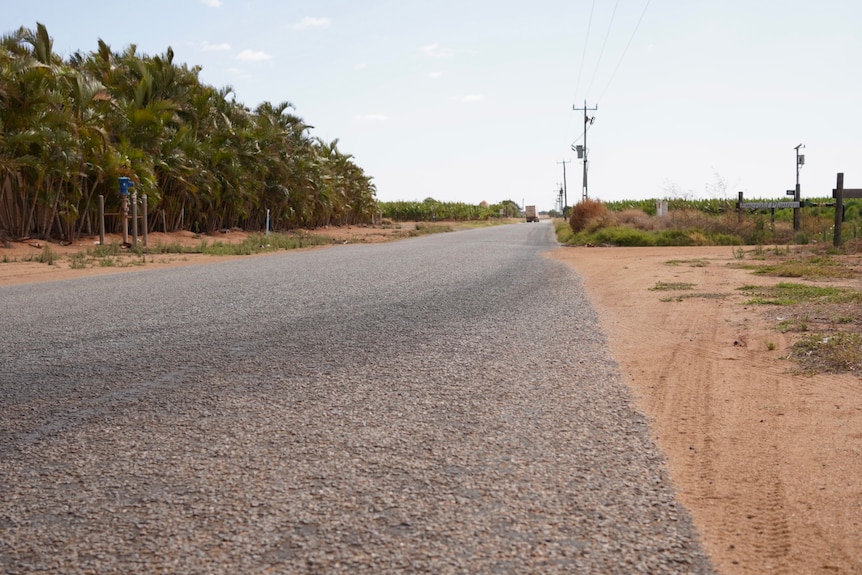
[615,209,663,231]
[842,238,862,254]
[569,199,611,233]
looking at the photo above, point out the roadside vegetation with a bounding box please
[0,217,511,269]
[378,198,522,222]
[556,197,862,247]
[0,23,379,243]
[738,252,861,374]
[642,236,862,374]
[0,24,532,248]
[2,231,338,268]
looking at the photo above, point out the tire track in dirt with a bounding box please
[634,281,798,574]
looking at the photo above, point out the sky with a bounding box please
[4,1,862,212]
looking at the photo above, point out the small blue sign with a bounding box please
[118,177,135,195]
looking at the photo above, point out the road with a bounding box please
[0,222,714,574]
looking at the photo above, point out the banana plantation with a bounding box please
[0,24,378,243]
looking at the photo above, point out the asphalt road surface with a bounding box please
[0,222,715,574]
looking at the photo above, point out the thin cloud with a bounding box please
[227,67,251,77]
[421,43,453,59]
[354,114,389,122]
[427,71,443,79]
[354,63,368,71]
[451,94,485,103]
[293,17,331,30]
[202,41,231,52]
[200,0,222,7]
[236,49,272,62]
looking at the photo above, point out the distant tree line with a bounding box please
[379,198,522,222]
[0,23,378,242]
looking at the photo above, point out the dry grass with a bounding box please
[569,199,611,233]
[614,209,664,231]
[737,253,862,374]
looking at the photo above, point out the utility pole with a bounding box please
[573,101,597,201]
[557,159,571,215]
[794,143,805,231]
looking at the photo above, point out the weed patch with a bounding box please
[666,259,710,267]
[409,224,454,237]
[650,281,696,291]
[777,318,809,333]
[739,282,862,306]
[35,245,58,265]
[68,253,89,269]
[659,293,729,303]
[148,241,188,254]
[89,242,122,257]
[751,256,857,280]
[790,332,862,374]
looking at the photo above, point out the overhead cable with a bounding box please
[572,0,596,102]
[585,0,620,99]
[597,0,652,104]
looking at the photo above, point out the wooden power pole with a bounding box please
[573,101,597,201]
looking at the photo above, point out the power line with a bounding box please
[585,0,620,100]
[597,0,652,104]
[572,0,596,102]
[569,122,595,146]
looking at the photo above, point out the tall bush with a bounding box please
[569,199,611,233]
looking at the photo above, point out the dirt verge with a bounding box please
[550,245,862,575]
[0,226,415,286]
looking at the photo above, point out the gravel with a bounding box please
[0,222,716,574]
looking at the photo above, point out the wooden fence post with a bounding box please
[142,194,148,247]
[834,173,844,247]
[132,192,139,248]
[98,194,105,246]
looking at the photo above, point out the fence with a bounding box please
[833,173,862,247]
[735,192,800,228]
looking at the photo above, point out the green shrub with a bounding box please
[710,233,744,246]
[656,229,696,246]
[555,220,575,244]
[590,226,656,246]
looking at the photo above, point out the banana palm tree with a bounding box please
[1,22,379,240]
[0,23,70,240]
